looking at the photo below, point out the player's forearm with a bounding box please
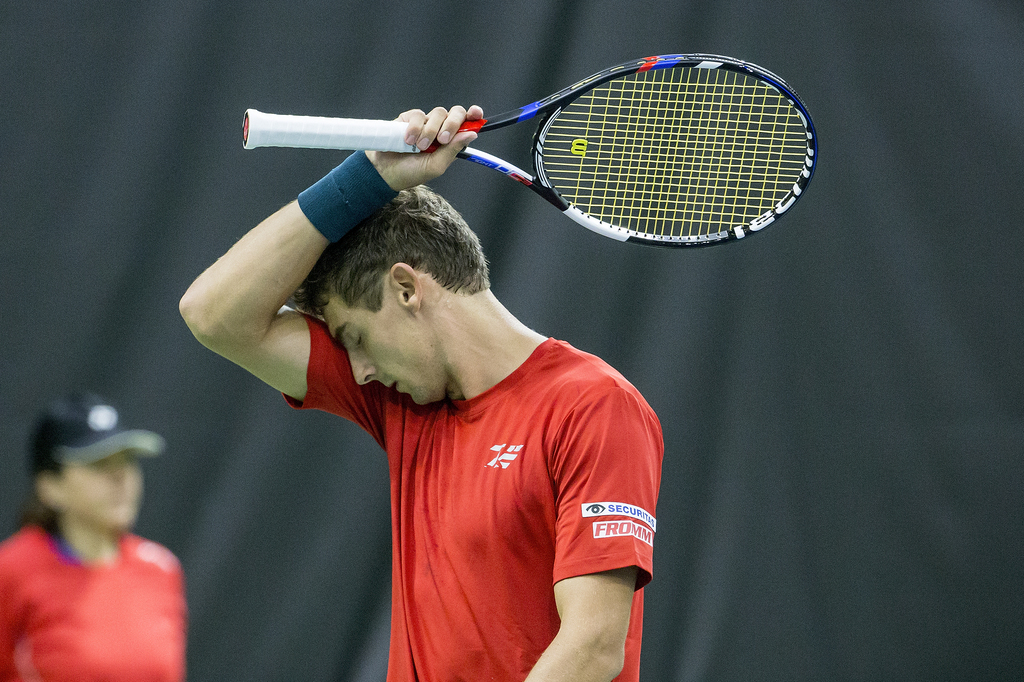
[524,568,637,682]
[524,626,626,682]
[179,201,327,356]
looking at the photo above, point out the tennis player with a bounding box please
[0,392,187,682]
[180,105,662,682]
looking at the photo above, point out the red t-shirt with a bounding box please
[0,527,186,682]
[289,316,663,681]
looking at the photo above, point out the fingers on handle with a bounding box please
[435,106,468,146]
[400,108,426,147]
[400,105,483,150]
[409,106,450,151]
[422,105,484,154]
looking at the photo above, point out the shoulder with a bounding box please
[0,527,54,574]
[535,340,662,439]
[537,340,653,406]
[121,535,182,576]
[0,528,58,603]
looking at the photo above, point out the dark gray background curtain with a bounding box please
[2,1,1022,680]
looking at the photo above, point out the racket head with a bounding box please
[523,54,817,247]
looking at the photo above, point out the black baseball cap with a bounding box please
[31,392,166,474]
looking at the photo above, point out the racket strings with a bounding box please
[540,65,808,239]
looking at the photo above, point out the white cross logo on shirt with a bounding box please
[486,444,523,469]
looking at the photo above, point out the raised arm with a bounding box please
[525,567,639,682]
[179,202,324,399]
[179,106,481,399]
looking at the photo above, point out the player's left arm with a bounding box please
[524,566,638,682]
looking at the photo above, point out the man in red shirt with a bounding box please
[181,105,662,681]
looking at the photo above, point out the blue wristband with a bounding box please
[297,151,398,242]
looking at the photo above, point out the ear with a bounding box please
[35,472,66,512]
[387,263,423,312]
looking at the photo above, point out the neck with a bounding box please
[57,516,122,564]
[435,289,546,400]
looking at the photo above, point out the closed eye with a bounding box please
[332,323,360,350]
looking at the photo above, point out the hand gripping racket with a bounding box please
[243,54,817,248]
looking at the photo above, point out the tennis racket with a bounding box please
[243,53,817,248]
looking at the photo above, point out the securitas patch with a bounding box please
[581,502,656,532]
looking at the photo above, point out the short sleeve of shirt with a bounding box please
[548,379,663,589]
[284,314,389,448]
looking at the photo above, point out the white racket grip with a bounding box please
[243,109,419,153]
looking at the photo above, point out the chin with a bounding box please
[110,519,137,534]
[409,389,445,405]
[108,508,141,532]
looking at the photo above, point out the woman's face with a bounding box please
[39,450,144,536]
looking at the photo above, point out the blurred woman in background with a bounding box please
[0,392,186,682]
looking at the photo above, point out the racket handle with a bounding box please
[243,109,418,152]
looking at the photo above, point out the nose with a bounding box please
[348,350,376,385]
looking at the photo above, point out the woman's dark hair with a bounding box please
[19,484,60,534]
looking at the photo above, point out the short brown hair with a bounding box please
[293,185,490,316]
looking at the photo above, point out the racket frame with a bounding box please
[460,53,817,247]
